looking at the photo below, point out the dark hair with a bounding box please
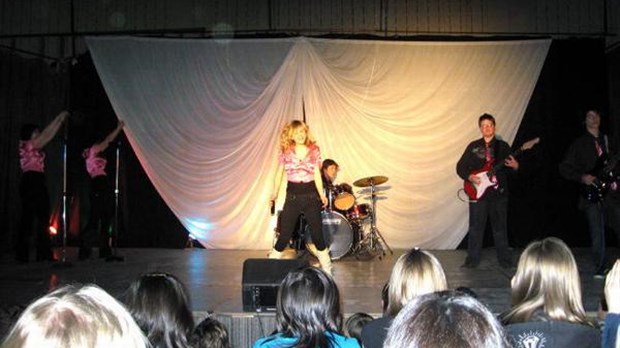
[20,124,40,141]
[381,283,389,314]
[478,113,496,127]
[125,272,195,348]
[190,316,231,348]
[344,312,374,344]
[384,290,510,348]
[321,159,339,172]
[455,286,479,299]
[274,267,343,348]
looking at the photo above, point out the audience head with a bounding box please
[344,312,374,344]
[455,286,479,299]
[275,266,343,346]
[501,237,592,326]
[1,284,147,348]
[384,290,510,348]
[189,316,231,348]
[381,282,389,314]
[385,248,448,316]
[125,272,195,348]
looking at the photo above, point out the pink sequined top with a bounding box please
[19,140,45,173]
[279,144,321,183]
[83,146,107,178]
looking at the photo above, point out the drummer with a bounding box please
[321,159,353,211]
[321,159,339,190]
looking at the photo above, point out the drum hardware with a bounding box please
[352,175,388,188]
[351,175,393,259]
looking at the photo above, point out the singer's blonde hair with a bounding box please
[278,120,316,153]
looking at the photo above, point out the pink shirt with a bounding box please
[83,147,107,178]
[19,140,45,173]
[279,144,321,183]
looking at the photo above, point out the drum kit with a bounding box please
[278,175,393,261]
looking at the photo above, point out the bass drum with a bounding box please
[305,211,353,260]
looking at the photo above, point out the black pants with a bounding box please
[275,182,326,251]
[17,172,52,261]
[80,175,113,255]
[465,193,511,265]
[581,195,620,270]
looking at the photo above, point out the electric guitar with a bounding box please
[582,152,620,203]
[463,137,540,201]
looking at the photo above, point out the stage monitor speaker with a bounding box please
[242,258,309,312]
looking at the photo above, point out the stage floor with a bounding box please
[1,246,617,317]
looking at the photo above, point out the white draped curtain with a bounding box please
[86,36,549,250]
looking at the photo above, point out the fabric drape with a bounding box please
[86,36,549,249]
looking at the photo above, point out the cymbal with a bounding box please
[353,175,389,187]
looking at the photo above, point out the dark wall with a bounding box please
[508,38,612,247]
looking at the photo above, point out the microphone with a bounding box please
[270,200,275,216]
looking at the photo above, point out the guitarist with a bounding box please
[559,109,620,278]
[457,113,519,269]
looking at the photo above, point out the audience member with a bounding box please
[500,237,600,347]
[455,286,479,299]
[1,284,148,348]
[190,316,231,348]
[603,259,620,348]
[384,290,510,348]
[252,266,360,348]
[381,282,389,314]
[361,248,448,348]
[344,312,373,345]
[125,272,195,348]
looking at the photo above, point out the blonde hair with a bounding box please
[278,120,316,153]
[2,284,148,348]
[385,248,448,316]
[501,237,594,326]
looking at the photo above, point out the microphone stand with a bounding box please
[106,139,124,262]
[53,121,72,268]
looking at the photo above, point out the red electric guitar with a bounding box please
[463,137,540,200]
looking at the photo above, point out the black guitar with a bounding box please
[582,152,620,203]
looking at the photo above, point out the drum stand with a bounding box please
[355,181,393,259]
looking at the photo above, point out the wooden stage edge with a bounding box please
[1,247,617,315]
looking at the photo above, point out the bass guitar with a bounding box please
[463,137,540,201]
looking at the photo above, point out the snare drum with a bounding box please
[348,203,371,221]
[305,211,353,260]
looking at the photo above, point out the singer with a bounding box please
[78,120,125,260]
[16,110,69,263]
[269,120,332,274]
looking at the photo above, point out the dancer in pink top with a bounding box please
[269,120,332,274]
[17,110,69,263]
[78,120,124,260]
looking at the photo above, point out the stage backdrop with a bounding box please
[86,36,549,250]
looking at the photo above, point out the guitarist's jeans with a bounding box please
[582,197,620,271]
[466,194,512,266]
